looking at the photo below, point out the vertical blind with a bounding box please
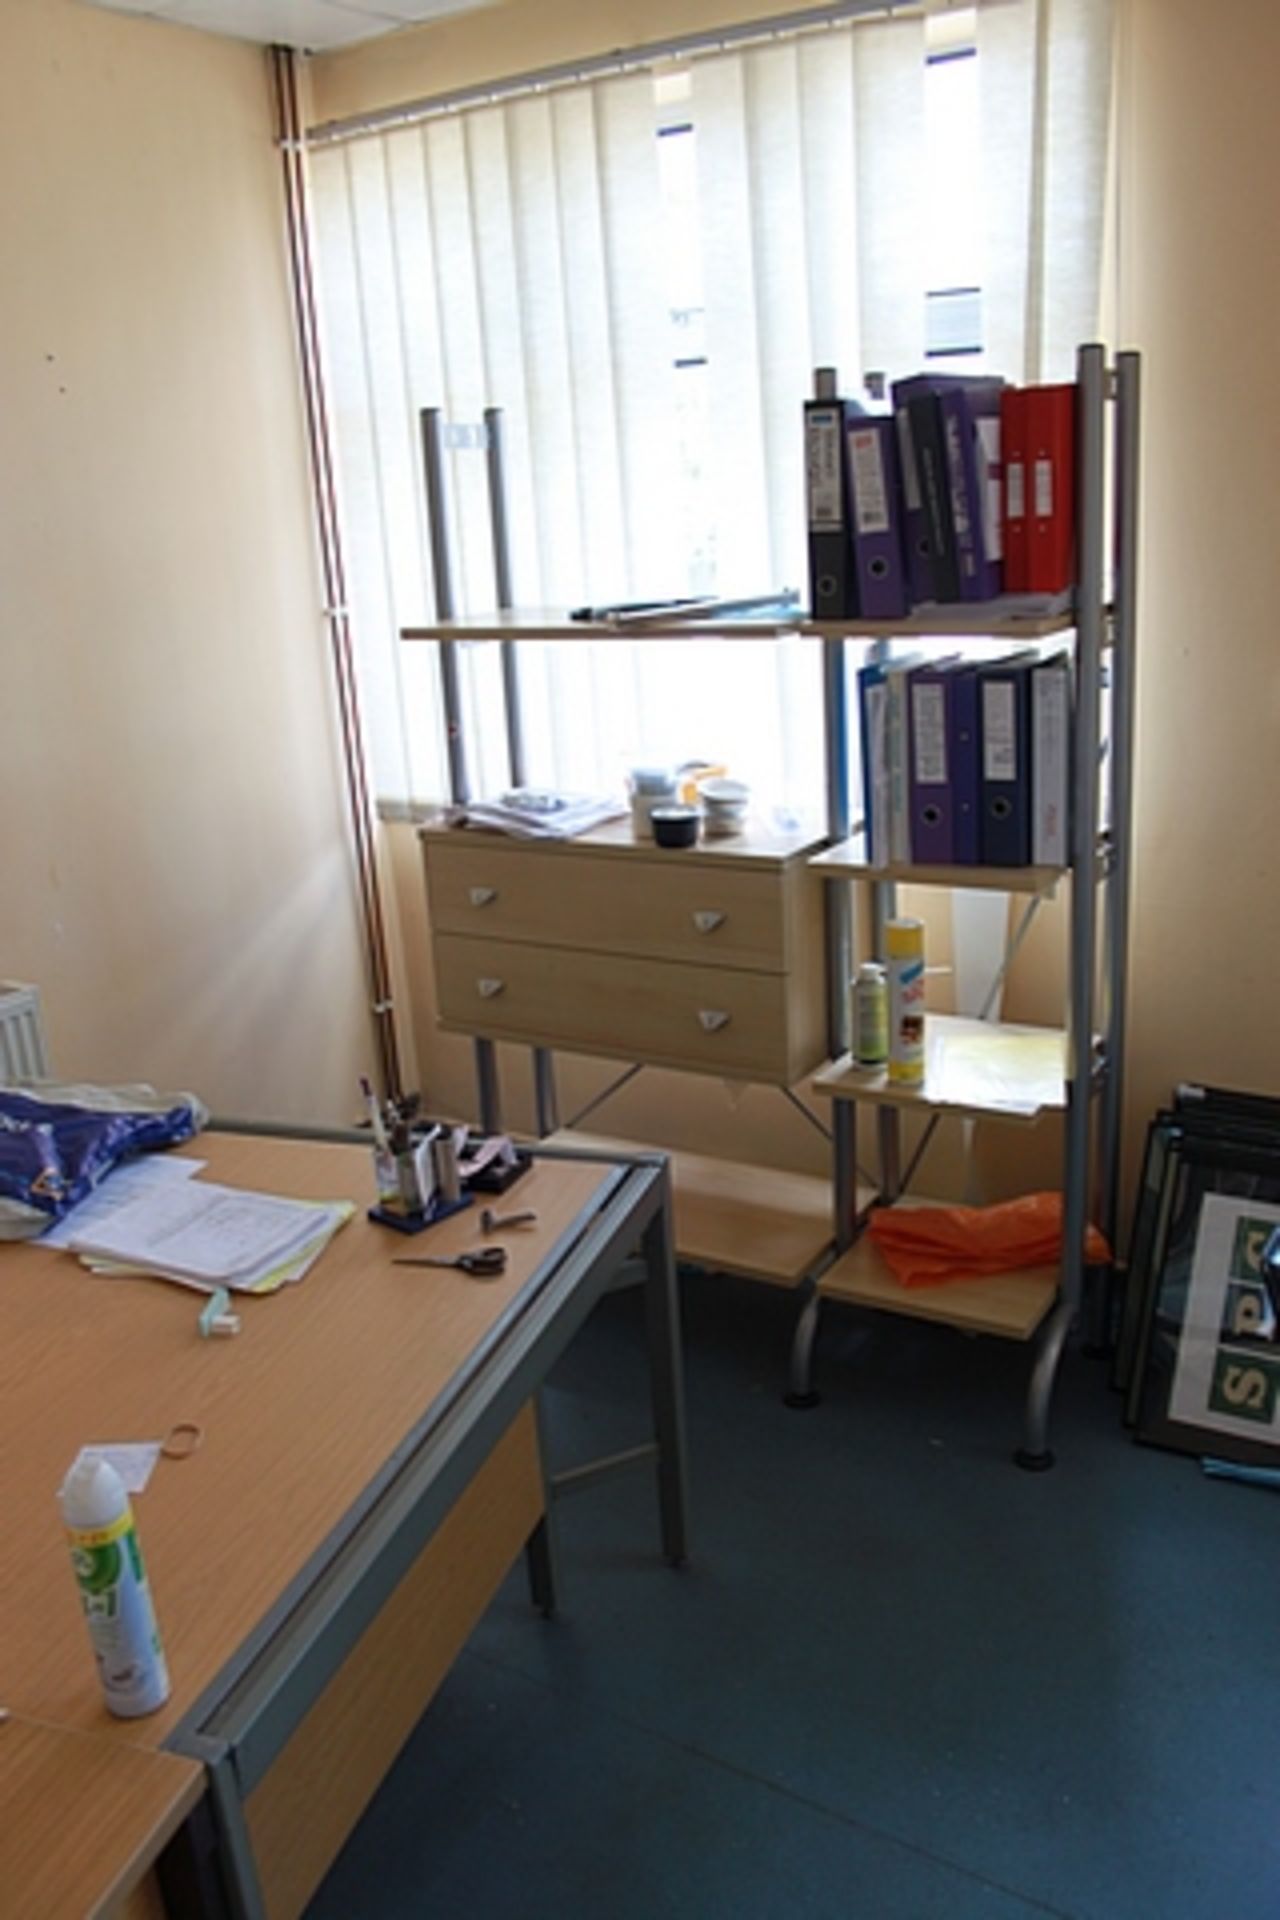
[309,0,1115,815]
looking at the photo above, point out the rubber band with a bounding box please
[161,1422,203,1461]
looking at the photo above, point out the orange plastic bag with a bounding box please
[867,1192,1111,1289]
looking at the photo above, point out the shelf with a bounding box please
[813,1014,1068,1125]
[400,597,1078,646]
[810,840,1065,896]
[820,1198,1058,1341]
[547,1130,869,1287]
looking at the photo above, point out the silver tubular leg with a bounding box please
[483,404,527,789]
[786,1275,823,1408]
[474,1037,502,1134]
[1016,1299,1074,1470]
[833,1099,859,1251]
[1097,351,1141,1276]
[533,1047,560,1137]
[1060,347,1107,1340]
[525,1391,563,1618]
[205,1746,267,1920]
[641,1173,689,1566]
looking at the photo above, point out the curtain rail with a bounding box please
[304,0,917,148]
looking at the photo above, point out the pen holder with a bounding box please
[368,1137,474,1236]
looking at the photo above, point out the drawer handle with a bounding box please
[469,886,498,908]
[476,977,506,1000]
[693,910,726,934]
[698,1009,731,1033]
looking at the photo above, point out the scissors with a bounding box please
[393,1246,508,1277]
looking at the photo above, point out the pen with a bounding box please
[569,596,702,622]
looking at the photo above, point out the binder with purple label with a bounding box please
[846,415,909,620]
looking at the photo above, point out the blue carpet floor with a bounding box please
[306,1271,1279,1920]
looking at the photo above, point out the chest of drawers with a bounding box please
[420,819,827,1085]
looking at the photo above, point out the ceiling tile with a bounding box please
[81,0,494,43]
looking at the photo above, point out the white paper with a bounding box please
[71,1442,162,1494]
[71,1181,349,1287]
[39,1155,204,1250]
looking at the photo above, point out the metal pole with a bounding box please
[483,405,526,786]
[533,1050,561,1136]
[1061,345,1107,1318]
[485,404,557,1136]
[421,405,499,1129]
[419,406,470,806]
[1097,352,1141,1265]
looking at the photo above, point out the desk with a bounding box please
[0,1133,686,1920]
[0,1715,201,1919]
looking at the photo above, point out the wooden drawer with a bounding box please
[423,835,788,972]
[433,933,805,1081]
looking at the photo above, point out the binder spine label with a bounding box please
[849,428,890,535]
[806,408,843,526]
[1034,457,1054,518]
[1007,460,1026,520]
[912,683,948,785]
[977,417,1003,561]
[983,682,1016,781]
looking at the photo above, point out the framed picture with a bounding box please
[1134,1137,1280,1464]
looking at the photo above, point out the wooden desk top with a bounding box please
[0,1714,201,1919]
[0,1135,615,1749]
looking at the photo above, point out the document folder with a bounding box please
[846,415,909,620]
[977,654,1036,865]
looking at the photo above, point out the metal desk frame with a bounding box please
[160,1139,687,1920]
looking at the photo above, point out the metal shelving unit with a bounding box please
[401,341,1139,1465]
[786,343,1141,1467]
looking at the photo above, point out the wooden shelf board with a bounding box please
[547,1130,855,1286]
[400,599,1078,645]
[820,1208,1058,1341]
[810,840,1065,896]
[813,1014,1067,1125]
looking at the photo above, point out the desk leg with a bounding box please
[165,1737,264,1920]
[525,1391,564,1618]
[641,1175,689,1567]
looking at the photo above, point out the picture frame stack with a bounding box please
[1117,1084,1280,1465]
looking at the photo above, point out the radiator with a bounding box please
[0,982,50,1081]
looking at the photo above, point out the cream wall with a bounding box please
[0,0,374,1123]
[1117,0,1280,1147]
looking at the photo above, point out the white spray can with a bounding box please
[61,1454,170,1718]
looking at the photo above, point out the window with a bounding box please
[308,1,1115,812]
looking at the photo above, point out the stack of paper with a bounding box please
[451,788,626,840]
[70,1181,353,1295]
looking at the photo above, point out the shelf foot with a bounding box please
[1013,1446,1056,1472]
[786,1280,823,1408]
[1019,1297,1073,1468]
[783,1389,822,1411]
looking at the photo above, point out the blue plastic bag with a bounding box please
[0,1085,207,1239]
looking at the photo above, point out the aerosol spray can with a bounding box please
[61,1454,170,1718]
[886,918,926,1086]
[851,962,889,1068]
